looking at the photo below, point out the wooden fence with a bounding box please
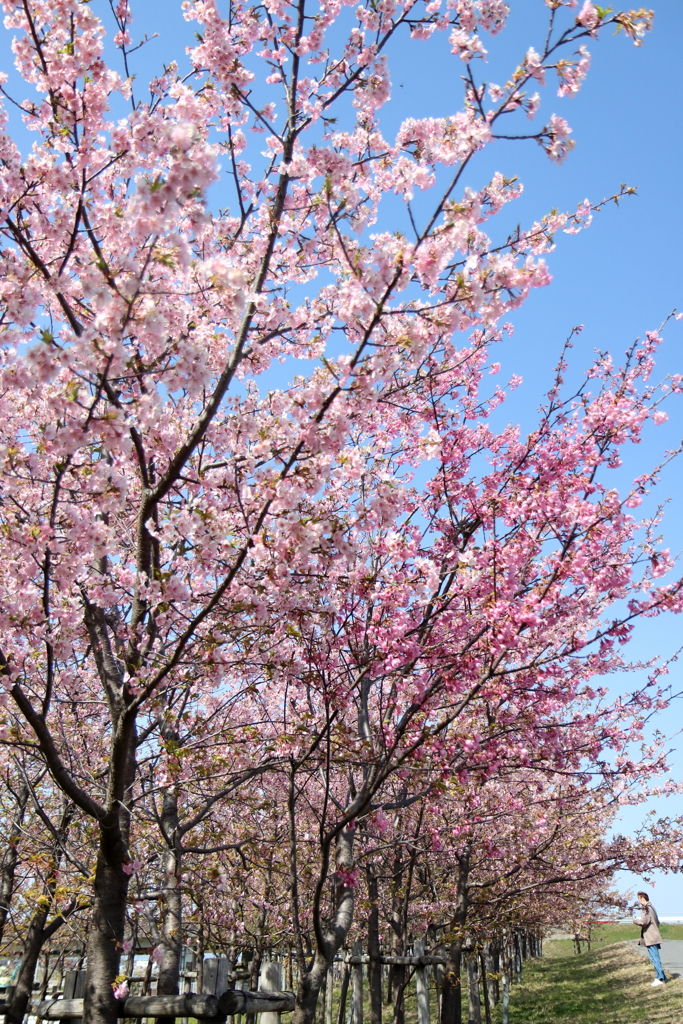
[4,927,541,1024]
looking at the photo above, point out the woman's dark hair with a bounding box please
[637,891,650,901]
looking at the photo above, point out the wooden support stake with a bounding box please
[413,941,430,1024]
[466,954,481,1024]
[479,954,491,1024]
[501,972,509,1024]
[203,961,219,996]
[259,960,284,1024]
[351,941,363,1024]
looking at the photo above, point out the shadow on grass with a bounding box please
[497,940,683,1024]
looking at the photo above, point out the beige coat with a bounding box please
[633,902,663,946]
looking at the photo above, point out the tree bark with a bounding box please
[466,952,480,1024]
[0,777,29,946]
[440,846,471,1024]
[83,819,132,1024]
[389,844,405,1024]
[5,799,76,1024]
[5,900,51,1024]
[480,953,491,1024]
[290,818,356,1024]
[293,952,329,1024]
[366,869,382,1024]
[83,709,137,1024]
[246,889,269,1024]
[157,789,183,1024]
[336,965,350,1024]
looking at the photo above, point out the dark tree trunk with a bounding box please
[440,943,462,1024]
[246,865,271,1024]
[83,821,131,1024]
[440,846,471,1024]
[389,845,405,1024]
[83,710,137,1024]
[480,954,491,1024]
[336,965,350,1024]
[292,953,329,1024]
[366,869,382,1024]
[245,945,264,1024]
[290,818,356,1024]
[0,778,29,945]
[6,799,75,1024]
[5,901,50,1024]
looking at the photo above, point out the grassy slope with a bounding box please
[235,925,683,1024]
[497,924,683,1024]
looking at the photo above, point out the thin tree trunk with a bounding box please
[246,862,271,1024]
[293,953,329,1024]
[389,846,405,1024]
[317,967,327,1024]
[290,806,356,1024]
[6,800,76,1024]
[466,953,480,1024]
[325,966,333,1024]
[157,789,183,1024]
[479,954,491,1024]
[366,870,382,1024]
[483,943,496,1011]
[245,945,263,1024]
[83,710,137,1024]
[38,950,51,1002]
[0,778,29,945]
[440,847,471,1024]
[5,901,51,1024]
[336,965,350,1024]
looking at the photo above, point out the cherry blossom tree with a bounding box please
[0,0,674,1023]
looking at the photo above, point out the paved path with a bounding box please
[632,939,683,976]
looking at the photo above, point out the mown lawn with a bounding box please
[495,925,683,1024]
[212,925,683,1024]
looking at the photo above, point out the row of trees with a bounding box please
[1,726,678,1023]
[0,0,679,1023]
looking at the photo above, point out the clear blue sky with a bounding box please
[2,0,682,908]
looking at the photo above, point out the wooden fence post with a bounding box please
[202,960,218,996]
[433,944,445,1021]
[216,958,229,996]
[479,954,491,1024]
[258,959,284,1024]
[413,941,430,1024]
[336,964,350,1024]
[501,971,509,1024]
[466,953,480,1024]
[351,941,363,1024]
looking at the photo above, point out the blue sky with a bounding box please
[2,0,682,907]
[114,0,683,909]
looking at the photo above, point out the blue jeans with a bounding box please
[647,944,667,981]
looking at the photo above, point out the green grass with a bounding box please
[544,921,683,958]
[195,927,683,1024]
[332,926,683,1024]
[494,931,683,1024]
